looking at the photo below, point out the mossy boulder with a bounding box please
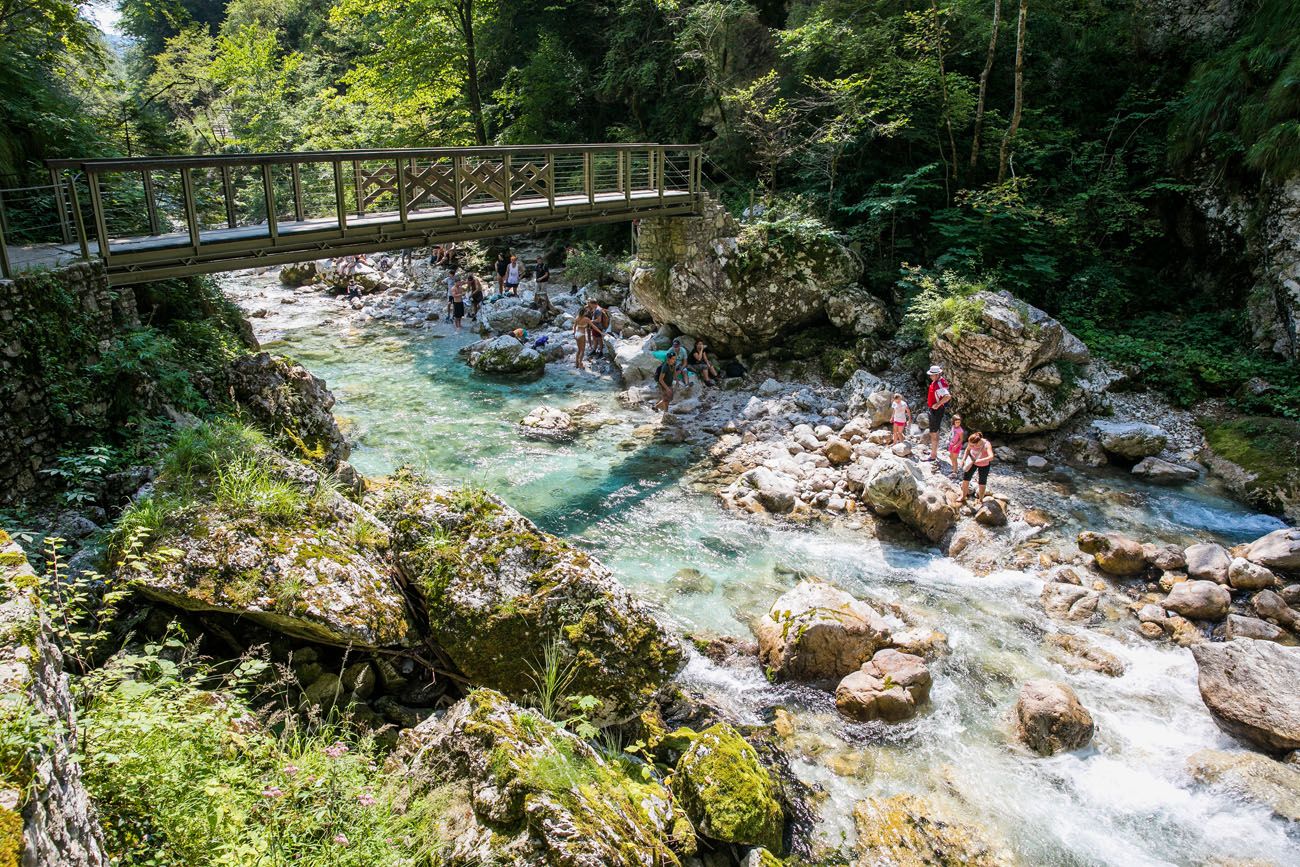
[390,689,692,866]
[671,722,784,853]
[1201,417,1300,523]
[227,352,353,473]
[370,474,684,723]
[852,794,1014,866]
[122,443,412,649]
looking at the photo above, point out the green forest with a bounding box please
[2,0,1299,413]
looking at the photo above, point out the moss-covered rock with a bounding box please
[370,473,683,723]
[852,794,1014,866]
[671,722,784,853]
[120,437,412,649]
[1201,417,1300,523]
[391,689,692,866]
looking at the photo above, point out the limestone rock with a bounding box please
[1014,680,1095,756]
[823,438,853,466]
[974,498,1007,527]
[1077,531,1147,576]
[519,405,574,442]
[852,794,1014,867]
[862,453,957,543]
[1252,589,1298,630]
[752,578,891,682]
[227,352,351,471]
[1185,542,1231,584]
[841,370,893,426]
[930,290,1094,434]
[1063,435,1110,467]
[279,260,318,286]
[835,649,933,723]
[611,338,663,385]
[371,477,683,723]
[1191,639,1300,753]
[672,723,784,852]
[481,297,544,334]
[1131,456,1198,484]
[1044,632,1126,677]
[1247,528,1300,572]
[733,467,798,514]
[1223,614,1288,644]
[1091,420,1169,460]
[1229,557,1278,591]
[629,196,859,354]
[464,335,546,378]
[1040,582,1100,622]
[1186,749,1300,822]
[1164,580,1231,621]
[825,285,891,337]
[391,690,690,867]
[125,447,412,648]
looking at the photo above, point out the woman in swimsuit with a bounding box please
[960,431,995,501]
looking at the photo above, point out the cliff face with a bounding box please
[0,533,109,866]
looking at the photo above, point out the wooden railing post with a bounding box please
[452,156,464,220]
[333,160,348,235]
[397,158,409,229]
[291,162,304,222]
[261,163,279,243]
[221,166,237,229]
[353,160,363,218]
[502,154,512,219]
[87,169,113,266]
[623,148,632,207]
[68,174,91,261]
[142,170,160,235]
[179,167,200,257]
[0,202,10,280]
[546,154,556,215]
[584,151,594,206]
[51,167,72,244]
[657,146,666,207]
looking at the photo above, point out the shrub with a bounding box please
[563,243,618,287]
[899,266,993,343]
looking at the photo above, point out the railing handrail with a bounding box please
[48,143,702,173]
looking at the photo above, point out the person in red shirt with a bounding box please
[925,364,951,463]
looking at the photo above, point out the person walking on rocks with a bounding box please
[443,267,458,322]
[495,252,509,293]
[450,274,466,331]
[467,273,484,321]
[946,414,966,480]
[891,393,911,445]
[586,300,610,358]
[505,255,523,296]
[960,431,994,501]
[926,364,951,463]
[574,307,602,370]
[655,353,678,412]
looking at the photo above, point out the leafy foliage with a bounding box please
[899,266,993,343]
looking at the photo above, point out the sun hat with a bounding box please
[927,365,944,376]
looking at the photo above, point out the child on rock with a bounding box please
[891,393,911,444]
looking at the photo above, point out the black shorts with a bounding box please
[505,281,519,290]
[452,301,465,318]
[964,463,990,485]
[928,406,946,431]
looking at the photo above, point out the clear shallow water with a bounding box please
[231,274,1298,866]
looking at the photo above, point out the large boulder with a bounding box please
[1191,639,1300,753]
[519,405,574,442]
[1164,580,1231,620]
[227,352,351,471]
[1014,679,1095,756]
[1091,420,1169,460]
[629,196,858,354]
[464,335,546,379]
[840,370,894,427]
[390,690,692,867]
[124,443,413,649]
[1184,542,1231,584]
[279,260,318,286]
[671,723,784,852]
[930,290,1094,434]
[1229,557,1278,591]
[1186,749,1300,822]
[862,453,957,543]
[481,297,545,334]
[825,285,891,337]
[1039,583,1101,622]
[852,794,1013,867]
[835,649,933,723]
[371,476,683,723]
[1076,531,1147,576]
[1130,456,1198,485]
[1247,528,1300,572]
[611,338,662,385]
[752,578,891,682]
[732,467,799,514]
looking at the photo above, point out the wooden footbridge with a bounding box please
[0,144,701,285]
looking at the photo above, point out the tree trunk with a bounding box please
[997,0,1027,183]
[930,2,960,188]
[456,0,488,146]
[969,0,1002,171]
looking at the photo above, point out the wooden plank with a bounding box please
[291,162,304,222]
[50,167,72,244]
[262,163,279,243]
[397,158,409,229]
[142,170,160,236]
[353,160,363,217]
[68,175,91,261]
[546,156,556,215]
[503,154,512,219]
[334,160,348,235]
[87,170,112,266]
[452,156,463,220]
[180,167,201,257]
[221,166,236,229]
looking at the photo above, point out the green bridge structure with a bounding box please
[0,144,702,286]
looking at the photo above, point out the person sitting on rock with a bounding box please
[891,393,911,444]
[688,340,717,385]
[668,338,691,385]
[925,364,951,464]
[655,353,679,412]
[585,300,610,359]
[960,431,995,501]
[946,414,966,480]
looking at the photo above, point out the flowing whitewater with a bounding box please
[228,271,1294,866]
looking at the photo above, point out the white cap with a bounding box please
[927,365,943,376]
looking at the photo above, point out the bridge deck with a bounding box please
[1,144,702,285]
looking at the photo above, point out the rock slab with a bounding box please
[1191,639,1300,753]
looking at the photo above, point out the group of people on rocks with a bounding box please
[654,338,718,412]
[890,365,993,501]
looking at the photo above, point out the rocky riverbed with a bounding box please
[201,254,1300,865]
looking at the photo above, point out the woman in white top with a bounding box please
[505,255,522,295]
[890,393,911,444]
